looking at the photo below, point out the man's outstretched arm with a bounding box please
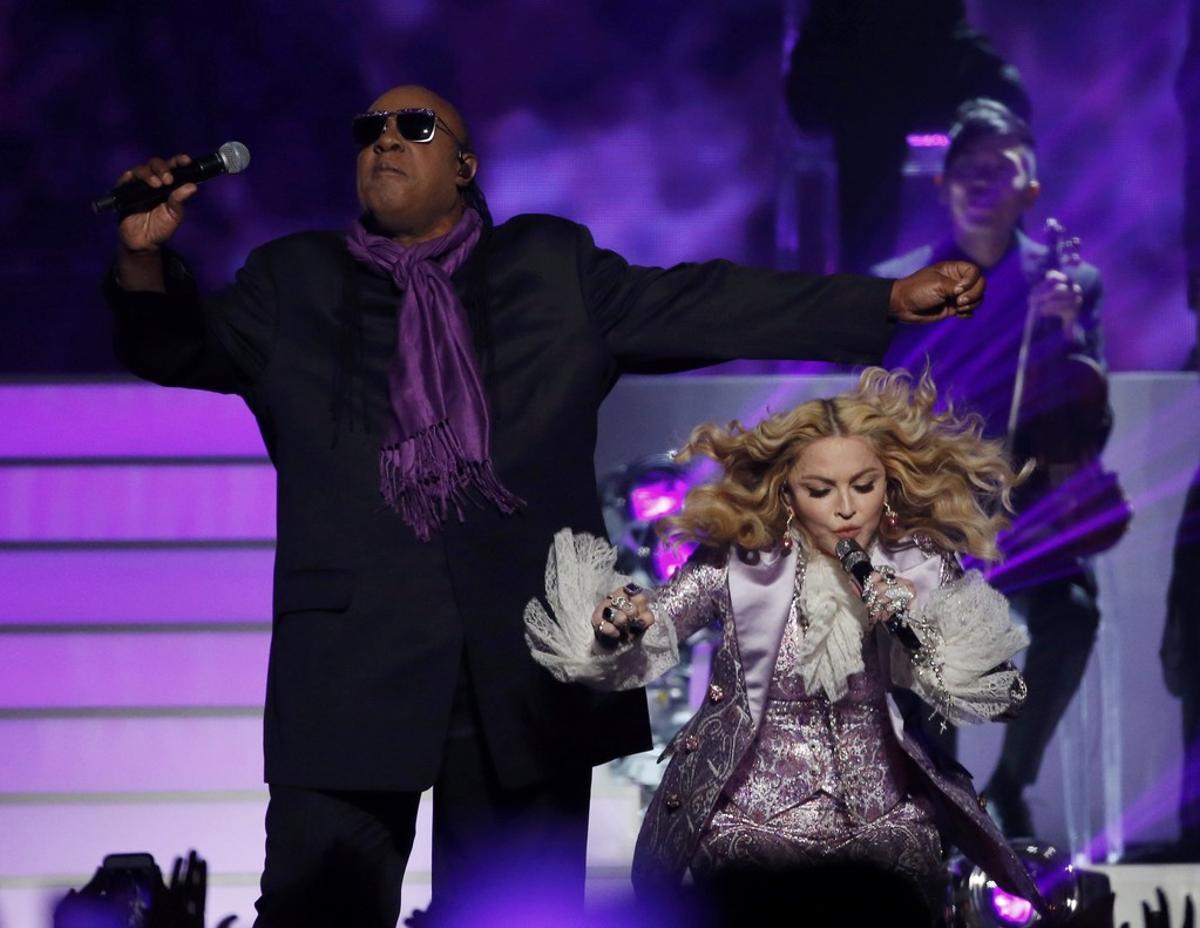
[575,223,984,370]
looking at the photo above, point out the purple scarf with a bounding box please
[345,208,523,540]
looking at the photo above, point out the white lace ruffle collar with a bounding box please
[796,547,874,701]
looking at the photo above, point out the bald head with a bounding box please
[355,85,478,243]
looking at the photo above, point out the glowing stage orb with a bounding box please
[990,885,1036,925]
[629,478,689,521]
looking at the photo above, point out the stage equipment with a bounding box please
[599,452,706,806]
[54,851,163,927]
[598,452,694,586]
[944,841,1112,927]
[53,849,229,928]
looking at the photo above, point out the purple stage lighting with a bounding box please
[906,132,951,148]
[989,886,1036,925]
[652,539,697,581]
[599,452,696,585]
[628,477,689,521]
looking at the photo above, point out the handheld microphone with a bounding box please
[834,538,923,652]
[92,141,251,216]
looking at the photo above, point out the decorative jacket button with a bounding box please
[664,792,682,811]
[683,735,701,753]
[708,684,725,704]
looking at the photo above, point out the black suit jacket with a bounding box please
[107,213,895,791]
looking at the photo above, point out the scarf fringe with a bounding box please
[380,420,524,541]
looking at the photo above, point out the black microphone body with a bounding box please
[92,141,250,216]
[834,538,923,652]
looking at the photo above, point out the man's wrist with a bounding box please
[118,242,163,260]
[115,245,167,291]
[886,279,902,319]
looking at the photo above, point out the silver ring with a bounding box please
[879,565,897,583]
[610,595,635,614]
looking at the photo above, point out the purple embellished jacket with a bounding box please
[630,540,1047,912]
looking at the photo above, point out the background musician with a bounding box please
[785,0,1031,273]
[873,98,1108,839]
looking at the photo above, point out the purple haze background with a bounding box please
[0,0,1194,372]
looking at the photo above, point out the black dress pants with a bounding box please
[254,784,420,927]
[254,665,593,928]
[989,571,1101,791]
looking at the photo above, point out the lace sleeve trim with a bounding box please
[524,529,681,690]
[890,570,1029,727]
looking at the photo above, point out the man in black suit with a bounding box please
[107,84,983,927]
[875,99,1107,841]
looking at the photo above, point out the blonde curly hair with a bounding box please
[660,367,1030,562]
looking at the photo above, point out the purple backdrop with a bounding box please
[1,0,1194,372]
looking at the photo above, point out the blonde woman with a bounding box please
[525,368,1048,914]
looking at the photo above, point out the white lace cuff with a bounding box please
[891,570,1029,726]
[524,529,681,691]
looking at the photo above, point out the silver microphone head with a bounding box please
[834,537,868,571]
[216,141,251,175]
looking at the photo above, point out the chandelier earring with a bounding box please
[883,498,900,531]
[781,506,795,552]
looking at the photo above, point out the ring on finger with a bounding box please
[610,595,635,614]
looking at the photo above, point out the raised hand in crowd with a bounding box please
[1121,888,1196,928]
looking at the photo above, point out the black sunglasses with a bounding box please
[351,107,466,150]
